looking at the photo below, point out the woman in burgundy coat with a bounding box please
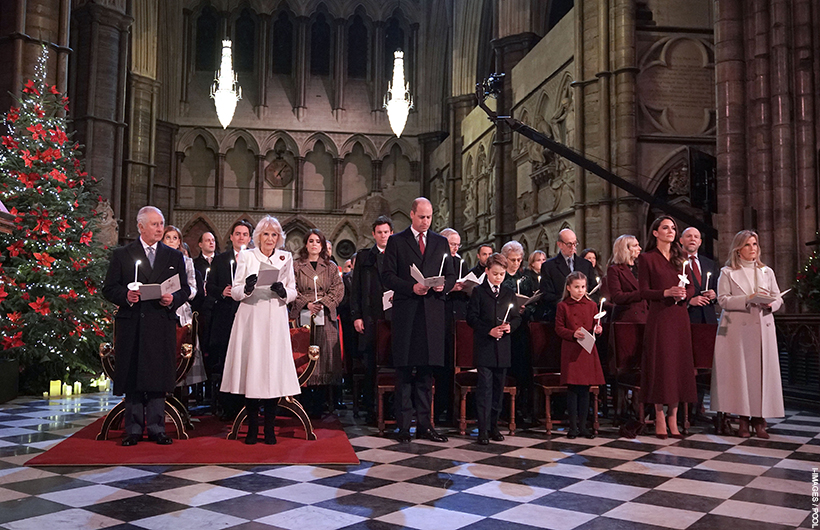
[638,216,696,439]
[555,272,605,438]
[606,235,647,323]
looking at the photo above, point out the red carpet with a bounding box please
[27,414,359,466]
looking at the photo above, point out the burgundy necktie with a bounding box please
[689,255,702,284]
[418,233,425,255]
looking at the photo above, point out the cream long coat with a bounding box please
[220,248,301,399]
[710,264,784,418]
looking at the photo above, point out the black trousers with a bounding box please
[567,385,590,433]
[395,366,434,432]
[476,367,506,434]
[124,392,166,437]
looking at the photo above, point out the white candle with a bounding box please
[459,259,465,278]
[538,275,541,284]
[598,297,605,315]
[134,260,141,284]
[230,260,235,281]
[503,303,514,323]
[705,271,711,291]
[313,275,319,302]
[439,254,447,277]
[517,278,521,295]
[204,267,210,284]
[682,260,687,276]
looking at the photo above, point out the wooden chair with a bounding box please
[375,320,435,436]
[227,324,320,441]
[96,313,199,441]
[453,319,517,436]
[529,321,599,435]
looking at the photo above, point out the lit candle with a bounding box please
[62,383,71,396]
[134,260,141,284]
[517,278,521,295]
[705,271,711,291]
[538,275,541,284]
[49,380,61,396]
[313,275,319,302]
[230,260,235,281]
[73,381,81,395]
[459,259,465,278]
[598,297,605,316]
[42,391,48,398]
[204,267,210,284]
[681,260,687,276]
[502,302,514,323]
[439,254,447,277]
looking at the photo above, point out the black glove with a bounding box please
[270,281,287,298]
[244,274,258,295]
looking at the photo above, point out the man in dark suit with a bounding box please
[382,198,456,443]
[206,219,252,417]
[537,228,598,321]
[351,216,393,419]
[469,244,494,278]
[191,232,217,388]
[680,227,719,324]
[103,206,190,446]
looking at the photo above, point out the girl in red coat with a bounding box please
[555,271,605,438]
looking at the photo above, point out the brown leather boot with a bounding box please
[751,417,769,439]
[737,417,751,438]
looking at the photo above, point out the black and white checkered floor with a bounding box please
[0,393,816,530]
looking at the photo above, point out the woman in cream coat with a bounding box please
[711,230,783,439]
[221,216,301,444]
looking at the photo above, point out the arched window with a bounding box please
[347,14,368,78]
[195,6,218,71]
[311,13,331,76]
[272,11,293,75]
[384,17,404,79]
[234,9,255,72]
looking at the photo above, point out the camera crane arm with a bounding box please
[475,75,717,240]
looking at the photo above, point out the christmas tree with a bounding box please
[796,232,820,313]
[0,46,113,393]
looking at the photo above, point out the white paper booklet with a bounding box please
[748,288,790,305]
[410,264,446,288]
[140,274,181,300]
[382,290,394,311]
[576,327,596,354]
[299,308,325,326]
[257,262,281,287]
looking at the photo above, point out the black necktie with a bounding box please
[492,285,499,297]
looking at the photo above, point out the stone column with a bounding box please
[256,155,265,209]
[294,16,308,120]
[180,9,192,108]
[492,32,540,250]
[334,157,344,209]
[598,0,613,253]
[174,151,185,208]
[751,0,773,254]
[70,1,132,229]
[216,153,225,208]
[333,17,346,119]
[418,131,447,209]
[256,14,269,117]
[372,21,385,112]
[447,95,476,231]
[714,0,748,259]
[295,156,305,209]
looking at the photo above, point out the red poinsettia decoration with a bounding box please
[80,231,93,244]
[33,252,56,268]
[1,332,24,350]
[48,128,68,146]
[23,79,40,96]
[7,106,19,123]
[2,136,18,149]
[6,312,22,324]
[27,124,45,141]
[40,147,61,162]
[0,285,7,304]
[28,296,50,316]
[49,168,67,183]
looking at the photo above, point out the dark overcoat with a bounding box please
[381,228,456,367]
[605,263,647,323]
[686,254,720,325]
[350,245,388,353]
[466,280,521,368]
[103,240,190,395]
[537,253,598,321]
[206,249,240,353]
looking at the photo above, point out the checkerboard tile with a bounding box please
[1,393,819,529]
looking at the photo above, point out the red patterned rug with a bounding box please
[27,414,359,466]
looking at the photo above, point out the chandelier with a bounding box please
[210,40,242,129]
[384,50,413,137]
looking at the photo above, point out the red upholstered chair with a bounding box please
[530,321,599,435]
[375,320,435,436]
[453,320,517,436]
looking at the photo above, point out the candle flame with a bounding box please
[136,260,141,266]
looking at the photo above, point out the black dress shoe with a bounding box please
[416,428,448,442]
[580,430,596,439]
[490,429,505,442]
[477,434,489,445]
[567,431,578,439]
[121,435,140,447]
[148,433,173,445]
[396,430,412,443]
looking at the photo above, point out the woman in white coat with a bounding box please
[711,230,783,439]
[221,216,301,445]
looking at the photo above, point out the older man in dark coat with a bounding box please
[351,215,393,418]
[382,198,456,443]
[103,206,190,446]
[537,229,598,321]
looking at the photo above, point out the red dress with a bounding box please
[637,249,697,404]
[555,297,606,386]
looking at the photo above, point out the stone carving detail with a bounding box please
[667,159,690,197]
[433,173,449,230]
[638,37,716,136]
[74,0,127,13]
[94,199,119,248]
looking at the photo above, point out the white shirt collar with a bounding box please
[139,237,157,252]
[410,227,426,241]
[377,246,385,253]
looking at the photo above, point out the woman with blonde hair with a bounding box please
[606,235,647,323]
[711,230,783,438]
[221,216,300,444]
[524,250,547,288]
